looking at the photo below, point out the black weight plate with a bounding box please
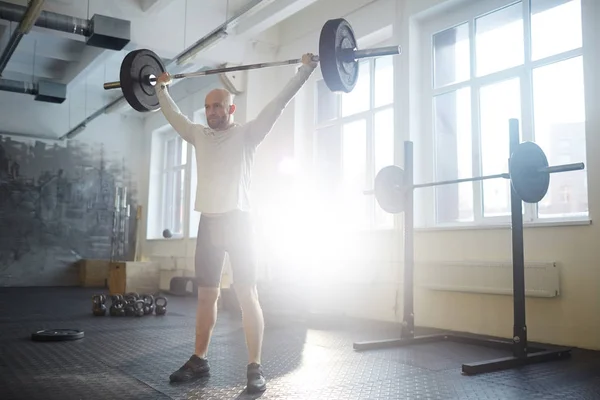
[509,141,550,203]
[374,165,406,214]
[119,49,166,112]
[319,18,359,93]
[31,328,84,342]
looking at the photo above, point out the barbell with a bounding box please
[371,141,585,214]
[102,18,402,112]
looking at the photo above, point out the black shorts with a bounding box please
[194,210,257,288]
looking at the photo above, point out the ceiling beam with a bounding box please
[234,0,319,37]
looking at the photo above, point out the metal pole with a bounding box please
[509,118,528,359]
[401,141,415,340]
[413,172,509,189]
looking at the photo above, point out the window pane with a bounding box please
[433,88,473,223]
[480,78,521,217]
[180,137,187,165]
[316,79,338,124]
[476,2,524,77]
[342,119,368,228]
[189,150,200,237]
[532,56,587,218]
[162,170,174,231]
[315,124,341,192]
[531,0,582,61]
[171,168,185,235]
[433,23,470,88]
[165,138,175,169]
[341,60,370,117]
[374,57,394,107]
[374,107,395,228]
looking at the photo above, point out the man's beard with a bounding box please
[208,116,227,129]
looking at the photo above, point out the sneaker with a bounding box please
[169,355,210,383]
[246,363,267,393]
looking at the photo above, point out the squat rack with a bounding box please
[353,118,573,375]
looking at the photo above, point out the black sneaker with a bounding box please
[169,355,210,383]
[246,363,267,393]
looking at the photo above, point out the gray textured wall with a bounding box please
[0,135,138,287]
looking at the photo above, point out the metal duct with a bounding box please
[0,77,35,95]
[0,78,66,103]
[60,0,272,140]
[0,0,90,36]
[0,0,45,76]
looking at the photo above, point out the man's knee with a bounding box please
[197,287,220,306]
[234,284,260,310]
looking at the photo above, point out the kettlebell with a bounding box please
[110,298,126,316]
[125,292,139,300]
[92,294,106,316]
[124,298,136,316]
[134,300,145,317]
[154,296,167,315]
[142,294,155,315]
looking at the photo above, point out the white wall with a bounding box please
[269,0,600,350]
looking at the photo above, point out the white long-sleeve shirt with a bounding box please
[156,64,316,215]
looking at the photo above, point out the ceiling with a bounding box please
[0,0,321,137]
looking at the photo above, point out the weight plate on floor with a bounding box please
[509,141,550,203]
[119,49,166,112]
[31,329,85,342]
[374,165,406,214]
[319,18,359,93]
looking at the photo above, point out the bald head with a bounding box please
[205,88,236,130]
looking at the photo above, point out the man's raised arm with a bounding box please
[156,73,196,144]
[245,54,318,146]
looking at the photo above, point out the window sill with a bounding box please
[415,218,592,232]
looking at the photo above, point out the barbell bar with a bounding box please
[100,18,402,112]
[370,141,585,214]
[103,46,401,91]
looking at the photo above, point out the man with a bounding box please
[154,53,318,393]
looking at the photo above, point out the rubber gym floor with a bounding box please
[2,287,600,400]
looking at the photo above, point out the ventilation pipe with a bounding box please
[0,77,66,103]
[0,1,129,52]
[0,0,45,77]
[0,1,89,37]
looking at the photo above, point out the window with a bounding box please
[423,0,587,227]
[147,128,189,239]
[188,109,206,237]
[314,53,394,229]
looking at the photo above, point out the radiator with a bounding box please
[419,261,560,298]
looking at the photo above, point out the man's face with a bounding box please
[205,89,235,130]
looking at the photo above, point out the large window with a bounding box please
[314,53,395,230]
[423,0,587,227]
[147,128,189,239]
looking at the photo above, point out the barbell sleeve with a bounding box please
[104,81,122,90]
[352,45,402,60]
[540,162,584,174]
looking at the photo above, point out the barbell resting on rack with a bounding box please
[102,18,402,112]
[368,141,585,214]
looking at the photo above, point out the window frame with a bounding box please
[417,0,589,229]
[313,39,396,231]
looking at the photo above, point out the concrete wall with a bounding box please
[0,89,145,286]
